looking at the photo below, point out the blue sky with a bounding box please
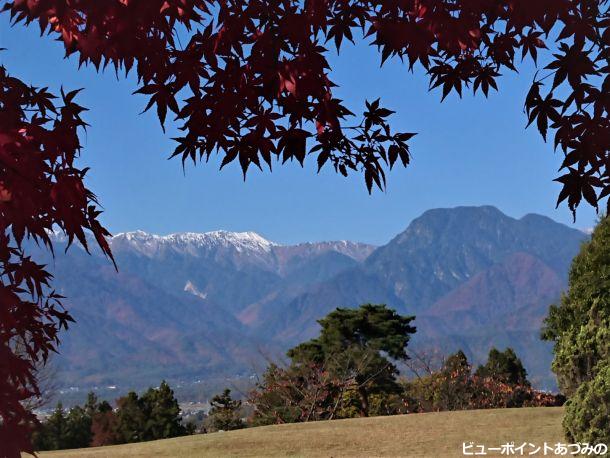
[0,19,599,245]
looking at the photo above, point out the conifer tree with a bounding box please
[140,381,186,440]
[207,389,245,432]
[475,348,530,387]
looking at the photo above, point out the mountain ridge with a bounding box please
[39,206,587,391]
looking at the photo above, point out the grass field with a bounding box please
[30,407,565,457]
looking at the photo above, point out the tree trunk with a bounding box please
[358,387,369,417]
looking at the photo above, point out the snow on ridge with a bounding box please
[113,229,278,253]
[289,240,374,248]
[273,239,376,262]
[116,230,159,242]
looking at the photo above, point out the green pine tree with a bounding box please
[287,304,416,417]
[207,389,244,432]
[115,392,146,444]
[63,405,92,449]
[32,392,114,451]
[475,347,530,386]
[32,403,68,451]
[140,381,186,440]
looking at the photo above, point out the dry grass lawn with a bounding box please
[29,407,565,457]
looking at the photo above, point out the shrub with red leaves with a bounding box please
[403,354,565,413]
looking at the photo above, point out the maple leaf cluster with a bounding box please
[4,0,609,208]
[3,0,415,193]
[0,65,112,457]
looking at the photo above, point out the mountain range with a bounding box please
[37,206,587,392]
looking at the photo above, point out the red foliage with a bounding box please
[404,370,565,414]
[3,0,608,209]
[247,362,350,424]
[0,65,112,457]
[466,376,565,410]
[91,411,119,447]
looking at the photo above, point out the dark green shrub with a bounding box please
[206,389,244,432]
[542,216,610,443]
[542,216,610,396]
[475,347,530,387]
[563,364,610,453]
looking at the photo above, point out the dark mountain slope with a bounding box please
[363,206,584,311]
[415,252,565,388]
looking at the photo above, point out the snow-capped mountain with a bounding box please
[109,230,374,276]
[32,228,376,387]
[112,230,278,257]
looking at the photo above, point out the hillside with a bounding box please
[30,407,564,457]
[35,206,587,391]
